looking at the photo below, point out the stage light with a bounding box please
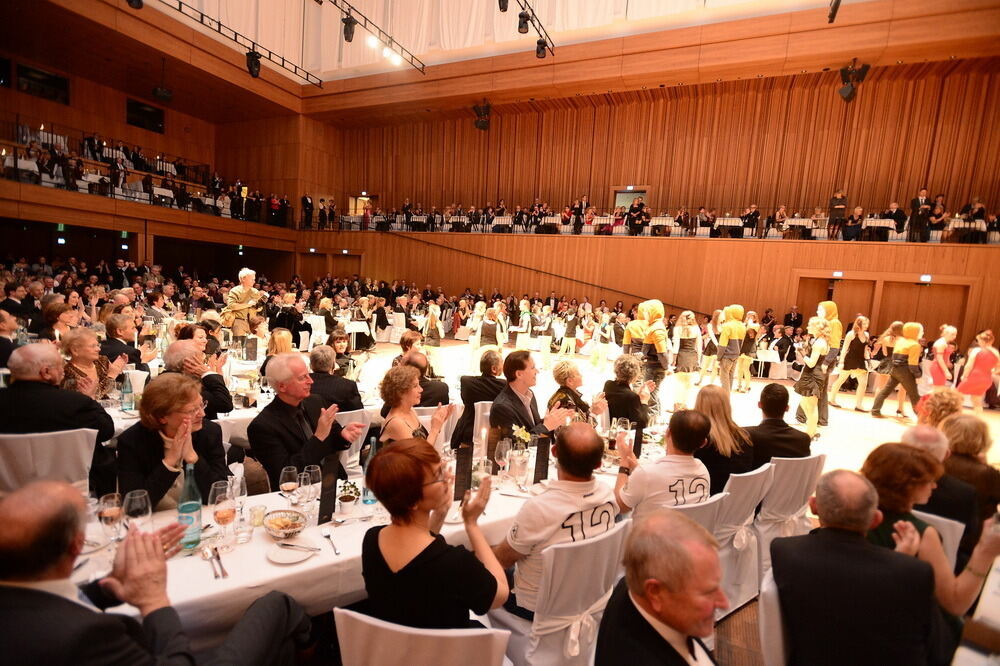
[839,67,852,85]
[127,0,144,9]
[536,38,546,58]
[246,50,262,78]
[498,0,509,11]
[238,250,244,256]
[390,53,403,66]
[366,34,379,48]
[838,82,855,101]
[518,10,530,33]
[342,15,358,42]
[382,46,392,58]
[855,63,870,82]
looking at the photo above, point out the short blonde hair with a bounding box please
[319,297,333,311]
[918,388,963,428]
[267,328,294,355]
[941,414,992,457]
[282,292,296,305]
[552,360,579,387]
[60,327,97,356]
[380,365,420,408]
[139,373,201,430]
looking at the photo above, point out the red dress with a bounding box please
[930,343,954,386]
[958,347,998,395]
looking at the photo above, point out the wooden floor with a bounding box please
[716,602,764,666]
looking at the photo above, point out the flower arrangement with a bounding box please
[339,480,361,499]
[512,425,532,444]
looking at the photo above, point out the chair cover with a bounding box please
[298,331,310,351]
[0,428,98,492]
[334,408,374,478]
[752,454,826,580]
[671,492,727,532]
[489,519,631,666]
[334,607,510,666]
[472,401,493,458]
[912,509,964,570]
[413,405,459,450]
[758,569,787,666]
[716,464,775,618]
[216,412,255,450]
[768,361,789,380]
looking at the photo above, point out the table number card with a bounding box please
[533,439,549,484]
[454,446,472,501]
[317,455,340,525]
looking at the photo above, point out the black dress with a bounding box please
[842,334,867,372]
[675,337,699,372]
[794,341,827,397]
[361,526,497,629]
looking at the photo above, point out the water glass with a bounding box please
[234,509,253,544]
[122,489,152,533]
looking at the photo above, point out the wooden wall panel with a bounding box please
[337,59,1000,217]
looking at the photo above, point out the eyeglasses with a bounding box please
[179,400,208,417]
[423,466,448,486]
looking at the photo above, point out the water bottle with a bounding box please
[177,463,202,550]
[362,436,378,505]
[121,371,135,411]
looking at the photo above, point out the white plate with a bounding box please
[266,537,319,564]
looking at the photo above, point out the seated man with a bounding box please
[100,313,154,374]
[907,425,978,571]
[771,470,945,666]
[160,340,233,420]
[746,383,812,468]
[489,350,573,446]
[0,344,116,496]
[595,510,728,665]
[615,410,711,520]
[248,353,366,489]
[450,349,506,449]
[0,308,17,368]
[308,345,363,412]
[492,422,617,619]
[379,351,450,418]
[0,480,312,665]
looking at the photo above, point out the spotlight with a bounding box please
[246,50,262,78]
[342,15,358,43]
[127,0,143,8]
[366,35,379,48]
[498,0,509,11]
[518,10,530,34]
[838,82,856,101]
[839,66,852,85]
[382,46,392,58]
[390,53,403,66]
[536,38,547,59]
[855,63,870,82]
[473,100,491,131]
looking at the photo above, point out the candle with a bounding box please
[480,427,487,444]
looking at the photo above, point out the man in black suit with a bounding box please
[0,309,17,368]
[379,352,449,417]
[100,314,153,375]
[746,383,811,469]
[596,509,726,665]
[0,480,312,665]
[489,350,572,451]
[545,291,559,311]
[0,282,26,318]
[782,305,803,330]
[161,341,233,420]
[771,470,947,666]
[910,187,933,243]
[111,258,131,289]
[300,194,313,228]
[906,425,979,571]
[0,344,117,496]
[308,345,363,412]
[881,201,908,240]
[248,353,366,489]
[451,350,506,449]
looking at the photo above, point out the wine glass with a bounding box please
[297,471,312,506]
[229,475,248,512]
[99,492,124,543]
[122,489,152,533]
[279,466,299,505]
[494,439,511,480]
[304,464,322,512]
[209,480,236,552]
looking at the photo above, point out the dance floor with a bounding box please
[353,338,1000,472]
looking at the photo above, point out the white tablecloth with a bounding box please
[153,186,174,199]
[650,216,678,227]
[862,218,895,229]
[157,160,178,176]
[714,217,743,227]
[948,219,987,232]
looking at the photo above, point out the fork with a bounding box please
[212,547,229,578]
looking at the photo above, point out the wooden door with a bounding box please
[876,282,967,337]
[796,278,831,317]
[832,279,876,325]
[299,253,327,282]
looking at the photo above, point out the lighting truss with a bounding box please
[513,0,554,57]
[319,0,427,75]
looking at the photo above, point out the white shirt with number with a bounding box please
[619,454,710,521]
[506,478,618,611]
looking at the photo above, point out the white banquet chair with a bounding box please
[912,509,964,570]
[472,401,493,458]
[0,428,98,492]
[414,405,460,448]
[334,408,374,478]
[488,517,631,666]
[752,454,826,580]
[758,569,788,666]
[715,464,775,619]
[670,491,726,532]
[334,608,510,666]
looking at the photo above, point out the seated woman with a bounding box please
[362,438,507,629]
[547,360,607,422]
[260,327,293,378]
[116,373,230,511]
[916,388,963,428]
[38,302,77,342]
[842,207,864,241]
[273,293,312,344]
[317,297,337,334]
[863,442,1000,637]
[61,328,127,400]
[175,322,209,353]
[379,365,451,448]
[693,385,754,495]
[602,355,653,450]
[325,330,356,379]
[941,413,1000,541]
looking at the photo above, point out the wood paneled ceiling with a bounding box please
[3,0,299,123]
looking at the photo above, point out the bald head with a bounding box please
[0,481,86,581]
[403,351,430,377]
[163,339,201,372]
[625,509,719,595]
[812,470,878,533]
[553,422,604,479]
[901,425,950,462]
[7,342,63,384]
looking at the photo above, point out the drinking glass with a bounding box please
[297,471,313,507]
[234,509,253,544]
[122,489,152,533]
[471,457,490,490]
[98,492,124,543]
[304,464,322,513]
[229,475,248,512]
[494,439,511,480]
[279,466,299,505]
[209,480,236,552]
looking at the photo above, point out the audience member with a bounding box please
[940,413,1000,536]
[693,385,754,494]
[0,309,16,368]
[615,410,711,519]
[247,353,365,489]
[450,349,506,449]
[917,387,964,428]
[771,470,945,666]
[100,313,154,374]
[362,438,507,628]
[160,340,232,420]
[308,345,363,411]
[547,360,608,421]
[0,344,116,496]
[0,480,312,664]
[595,510,727,665]
[489,350,573,446]
[259,327,294,377]
[492,422,615,619]
[603,354,653,447]
[746,383,811,468]
[60,328,126,400]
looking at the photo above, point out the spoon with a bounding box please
[200,545,220,579]
[319,526,340,555]
[332,515,373,526]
